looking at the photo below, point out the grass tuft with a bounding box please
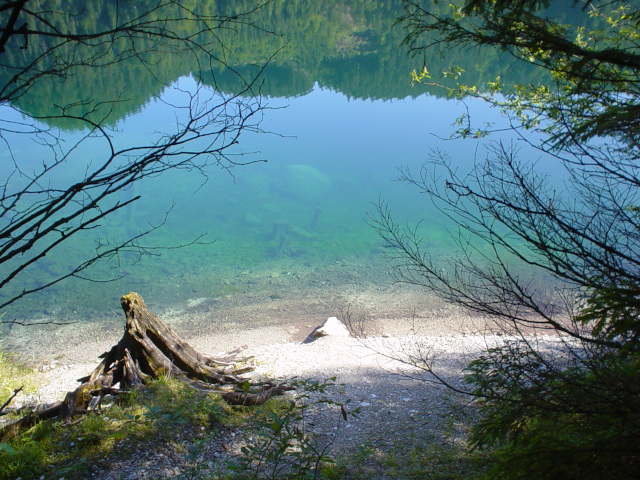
[0,350,37,403]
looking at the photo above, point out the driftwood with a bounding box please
[0,292,288,441]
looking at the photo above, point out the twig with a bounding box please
[0,386,23,416]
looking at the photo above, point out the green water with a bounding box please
[0,0,572,327]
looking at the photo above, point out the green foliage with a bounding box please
[466,342,640,479]
[320,443,377,480]
[408,1,640,147]
[575,281,640,351]
[0,376,361,480]
[321,398,489,480]
[0,417,58,480]
[382,441,486,480]
[399,1,640,479]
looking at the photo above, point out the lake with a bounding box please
[0,0,550,331]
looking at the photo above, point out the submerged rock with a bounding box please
[276,164,332,202]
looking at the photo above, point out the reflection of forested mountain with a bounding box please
[1,0,557,126]
[204,0,535,101]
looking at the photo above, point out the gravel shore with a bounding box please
[2,286,495,478]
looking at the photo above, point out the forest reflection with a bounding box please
[1,0,552,129]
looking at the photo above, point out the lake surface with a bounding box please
[0,1,552,329]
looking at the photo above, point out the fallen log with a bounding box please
[0,292,285,441]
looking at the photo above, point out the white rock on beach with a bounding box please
[312,316,350,339]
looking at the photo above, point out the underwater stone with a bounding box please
[243,212,263,226]
[276,164,332,202]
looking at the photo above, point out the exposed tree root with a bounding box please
[222,384,292,406]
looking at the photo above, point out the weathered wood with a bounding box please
[75,293,254,392]
[0,292,285,441]
[221,384,292,406]
[0,402,62,440]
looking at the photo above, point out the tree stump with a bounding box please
[1,292,286,441]
[85,292,254,387]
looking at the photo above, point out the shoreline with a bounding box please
[2,284,492,412]
[3,279,488,364]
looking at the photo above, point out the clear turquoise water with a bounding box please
[4,0,571,329]
[2,77,506,324]
[0,5,594,362]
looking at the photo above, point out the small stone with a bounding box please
[312,317,350,339]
